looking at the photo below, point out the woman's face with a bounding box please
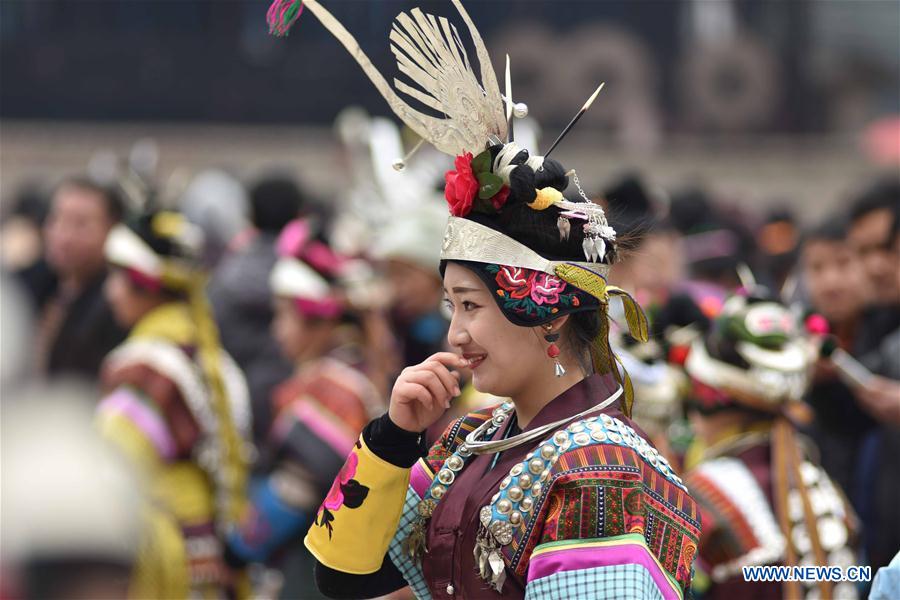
[272,297,309,362]
[104,268,159,328]
[442,262,549,398]
[271,296,334,363]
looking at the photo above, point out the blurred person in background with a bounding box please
[372,203,449,368]
[800,213,900,575]
[96,209,252,598]
[210,173,305,443]
[856,212,900,416]
[226,219,384,599]
[0,182,49,272]
[179,168,250,268]
[842,179,900,573]
[683,291,861,600]
[755,208,801,295]
[844,176,900,429]
[15,176,127,382]
[604,174,685,309]
[1,276,141,600]
[800,218,881,490]
[669,186,756,295]
[1,388,142,600]
[605,174,689,462]
[847,176,900,310]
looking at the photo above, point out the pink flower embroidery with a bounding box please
[323,451,358,511]
[530,273,567,305]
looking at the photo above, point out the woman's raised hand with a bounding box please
[388,352,467,433]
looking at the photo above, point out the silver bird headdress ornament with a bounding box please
[265,0,616,266]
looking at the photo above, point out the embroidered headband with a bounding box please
[104,215,201,292]
[270,258,343,319]
[272,219,345,319]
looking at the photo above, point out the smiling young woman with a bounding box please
[267,1,701,598]
[435,262,588,427]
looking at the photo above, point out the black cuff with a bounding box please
[222,538,247,570]
[362,413,427,468]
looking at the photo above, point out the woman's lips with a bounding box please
[464,353,487,369]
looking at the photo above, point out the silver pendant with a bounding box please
[595,238,606,261]
[582,238,593,262]
[554,361,566,377]
[488,550,506,592]
[557,216,571,241]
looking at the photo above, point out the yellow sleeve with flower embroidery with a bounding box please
[304,437,411,574]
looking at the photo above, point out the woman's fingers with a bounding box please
[421,359,462,396]
[396,381,434,412]
[405,370,451,407]
[427,352,470,370]
[392,353,467,423]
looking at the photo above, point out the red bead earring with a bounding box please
[543,324,565,377]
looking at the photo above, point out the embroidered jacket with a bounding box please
[305,374,701,599]
[96,302,251,599]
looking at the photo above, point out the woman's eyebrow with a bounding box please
[450,286,481,294]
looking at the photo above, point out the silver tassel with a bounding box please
[474,528,489,580]
[595,238,606,261]
[582,238,593,262]
[488,550,506,592]
[474,527,506,591]
[554,360,566,377]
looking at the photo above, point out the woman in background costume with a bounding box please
[97,209,252,598]
[682,291,860,600]
[265,1,701,598]
[226,220,384,567]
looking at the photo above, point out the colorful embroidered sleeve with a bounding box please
[304,436,411,574]
[97,385,177,470]
[307,407,498,586]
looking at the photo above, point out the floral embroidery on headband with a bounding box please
[314,445,370,539]
[487,265,581,320]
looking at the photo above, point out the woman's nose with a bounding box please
[447,315,470,348]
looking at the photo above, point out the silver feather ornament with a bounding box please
[299,0,506,156]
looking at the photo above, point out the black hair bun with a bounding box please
[534,158,569,192]
[508,164,537,206]
[130,213,178,258]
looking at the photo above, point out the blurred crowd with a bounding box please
[0,119,898,599]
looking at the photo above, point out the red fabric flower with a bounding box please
[530,273,567,305]
[444,153,479,217]
[491,185,511,211]
[322,451,358,511]
[495,266,534,300]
